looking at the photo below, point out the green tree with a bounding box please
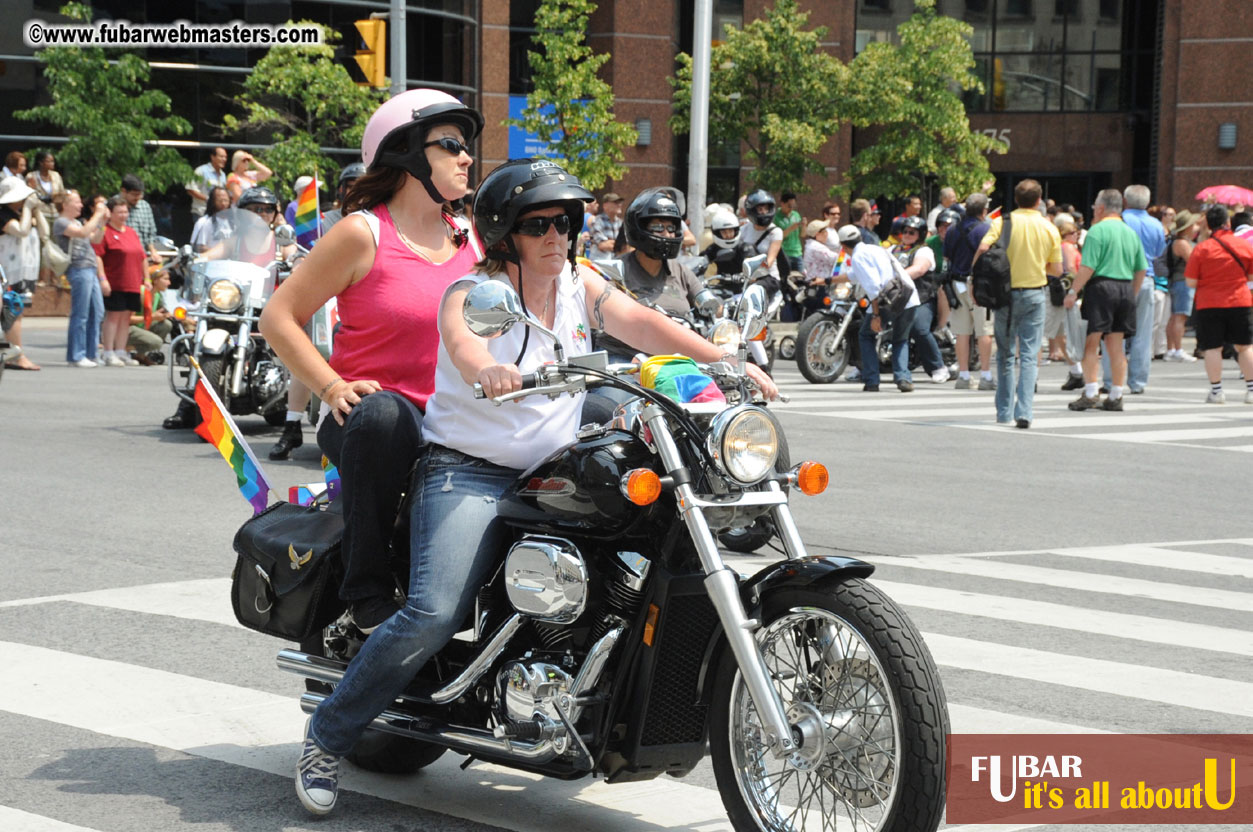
[506,0,637,192]
[670,0,846,196]
[221,22,382,201]
[834,0,1004,200]
[14,2,192,197]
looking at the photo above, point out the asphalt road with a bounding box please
[2,316,1250,832]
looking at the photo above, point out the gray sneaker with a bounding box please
[955,377,973,390]
[977,377,997,391]
[296,720,340,815]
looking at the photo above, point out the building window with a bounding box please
[510,0,542,95]
[855,0,1148,114]
[861,0,893,12]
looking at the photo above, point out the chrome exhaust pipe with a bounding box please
[277,614,525,705]
[298,692,562,763]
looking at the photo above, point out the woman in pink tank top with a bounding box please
[260,90,486,665]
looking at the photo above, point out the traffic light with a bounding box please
[354,19,386,88]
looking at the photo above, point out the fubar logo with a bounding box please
[947,734,1252,824]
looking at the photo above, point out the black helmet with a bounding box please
[624,187,684,261]
[472,159,592,264]
[338,162,366,188]
[936,209,960,229]
[237,186,278,210]
[745,189,776,228]
[900,215,927,235]
[890,216,905,237]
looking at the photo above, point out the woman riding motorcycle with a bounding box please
[293,158,776,816]
[260,89,485,637]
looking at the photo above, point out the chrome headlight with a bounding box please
[710,319,742,349]
[207,279,242,313]
[707,405,780,484]
[832,281,852,300]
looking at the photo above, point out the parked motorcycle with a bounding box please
[168,211,296,425]
[277,280,948,832]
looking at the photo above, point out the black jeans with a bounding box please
[317,390,424,604]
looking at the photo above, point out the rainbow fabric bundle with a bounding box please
[638,355,725,404]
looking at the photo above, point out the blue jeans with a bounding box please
[309,448,521,757]
[994,288,1047,423]
[859,304,915,385]
[66,266,103,362]
[1102,280,1155,390]
[909,299,944,375]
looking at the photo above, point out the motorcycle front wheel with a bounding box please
[778,335,796,361]
[710,581,948,832]
[796,314,849,384]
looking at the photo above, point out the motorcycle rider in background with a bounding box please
[584,188,708,424]
[162,186,295,430]
[698,207,759,278]
[892,215,950,383]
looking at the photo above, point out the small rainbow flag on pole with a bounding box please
[190,358,275,515]
[293,175,321,240]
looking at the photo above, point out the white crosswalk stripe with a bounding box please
[4,537,1251,830]
[768,362,1253,453]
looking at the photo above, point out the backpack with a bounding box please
[971,213,1013,310]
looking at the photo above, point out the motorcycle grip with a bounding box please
[473,372,540,399]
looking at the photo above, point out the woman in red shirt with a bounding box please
[94,196,147,366]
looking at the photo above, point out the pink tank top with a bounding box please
[329,203,482,410]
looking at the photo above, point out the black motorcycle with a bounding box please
[276,281,948,832]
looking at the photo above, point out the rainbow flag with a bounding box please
[191,360,275,514]
[988,206,1002,220]
[293,176,321,238]
[639,355,726,404]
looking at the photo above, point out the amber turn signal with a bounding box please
[173,306,187,321]
[795,461,828,496]
[749,327,768,342]
[622,469,662,506]
[642,603,660,646]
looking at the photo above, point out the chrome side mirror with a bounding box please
[274,224,296,247]
[693,287,723,317]
[463,280,527,338]
[741,254,767,281]
[738,283,768,342]
[155,235,175,250]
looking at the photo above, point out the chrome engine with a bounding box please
[497,660,573,727]
[251,359,289,405]
[504,536,588,622]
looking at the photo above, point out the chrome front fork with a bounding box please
[642,407,803,758]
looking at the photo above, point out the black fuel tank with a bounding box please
[497,429,666,538]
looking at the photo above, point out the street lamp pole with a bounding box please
[687,0,713,241]
[390,0,406,96]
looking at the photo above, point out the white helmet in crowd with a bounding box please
[710,208,742,249]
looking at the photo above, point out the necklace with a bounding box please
[395,222,451,261]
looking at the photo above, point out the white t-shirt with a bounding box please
[847,242,919,310]
[745,223,783,279]
[423,264,593,471]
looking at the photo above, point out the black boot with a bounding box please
[269,420,304,460]
[162,399,202,430]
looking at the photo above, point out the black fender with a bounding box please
[696,556,876,705]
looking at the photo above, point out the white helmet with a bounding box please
[710,208,742,249]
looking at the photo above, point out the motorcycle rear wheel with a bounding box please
[298,632,448,775]
[710,582,948,832]
[796,313,849,384]
[778,335,796,361]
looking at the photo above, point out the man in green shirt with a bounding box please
[1063,189,1148,411]
[774,191,803,276]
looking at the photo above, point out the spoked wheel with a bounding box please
[710,583,947,832]
[779,335,797,362]
[796,314,849,384]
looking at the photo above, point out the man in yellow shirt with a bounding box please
[973,179,1062,428]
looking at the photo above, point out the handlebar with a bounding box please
[473,372,539,399]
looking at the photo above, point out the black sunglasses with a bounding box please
[513,214,571,237]
[245,204,276,215]
[423,136,471,156]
